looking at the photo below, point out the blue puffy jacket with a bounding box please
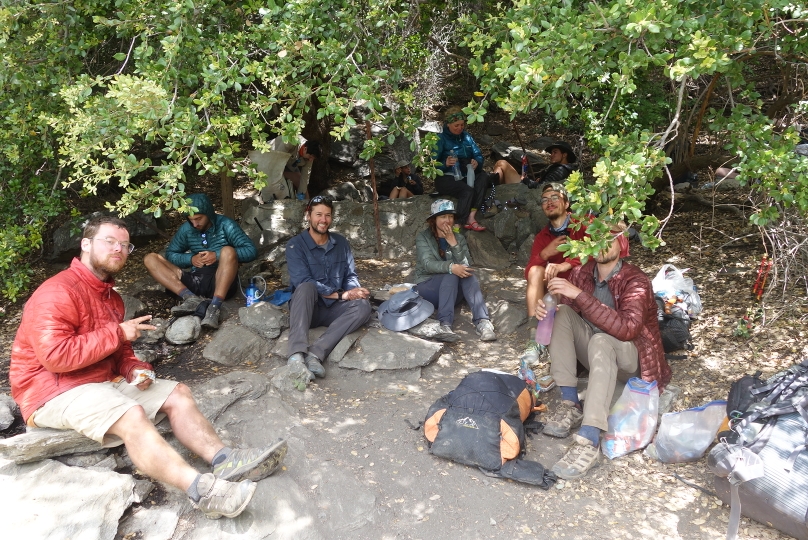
[165,193,257,268]
[433,125,485,176]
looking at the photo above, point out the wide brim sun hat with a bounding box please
[378,289,435,332]
[428,199,456,220]
[545,141,577,163]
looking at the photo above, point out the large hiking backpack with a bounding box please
[423,370,557,488]
[707,359,808,540]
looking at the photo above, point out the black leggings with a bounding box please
[434,173,488,223]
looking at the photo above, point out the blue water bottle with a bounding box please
[245,279,259,307]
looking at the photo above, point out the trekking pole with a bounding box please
[511,120,538,180]
[365,121,382,256]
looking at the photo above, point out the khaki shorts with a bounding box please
[30,378,179,447]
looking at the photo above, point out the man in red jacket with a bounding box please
[538,223,670,479]
[520,183,588,365]
[10,216,286,519]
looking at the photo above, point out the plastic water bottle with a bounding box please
[245,279,260,307]
[449,149,462,180]
[296,192,305,201]
[521,153,528,179]
[534,293,558,345]
[466,163,475,188]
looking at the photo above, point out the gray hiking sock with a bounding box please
[186,473,203,502]
[211,446,233,467]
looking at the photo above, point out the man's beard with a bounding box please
[596,250,619,265]
[545,206,566,220]
[89,251,125,279]
[311,222,330,235]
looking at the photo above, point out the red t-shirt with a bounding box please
[524,217,589,280]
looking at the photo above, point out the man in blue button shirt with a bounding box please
[285,196,372,379]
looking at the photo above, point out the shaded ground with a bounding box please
[1,124,806,538]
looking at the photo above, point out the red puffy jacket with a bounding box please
[564,259,671,390]
[10,258,152,422]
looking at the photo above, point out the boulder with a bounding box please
[271,362,312,393]
[338,328,442,372]
[517,235,534,267]
[488,299,528,336]
[466,230,511,270]
[202,323,270,367]
[50,211,160,261]
[135,317,168,344]
[120,295,146,321]
[0,394,19,430]
[240,198,305,254]
[238,301,289,340]
[164,316,201,345]
[0,459,136,540]
[117,507,179,540]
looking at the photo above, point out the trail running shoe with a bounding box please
[213,439,288,483]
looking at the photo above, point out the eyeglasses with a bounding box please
[541,195,563,205]
[91,237,135,254]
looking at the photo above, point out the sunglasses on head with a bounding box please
[306,195,333,212]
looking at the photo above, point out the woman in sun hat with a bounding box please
[413,199,496,342]
[432,106,491,232]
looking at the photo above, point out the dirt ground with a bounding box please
[1,122,806,538]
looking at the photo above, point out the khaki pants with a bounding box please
[549,305,639,431]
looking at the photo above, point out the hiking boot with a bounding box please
[213,439,288,482]
[172,295,204,316]
[304,353,325,378]
[287,352,305,365]
[192,473,256,519]
[201,303,221,329]
[436,324,460,343]
[475,319,496,341]
[542,400,583,438]
[551,435,600,480]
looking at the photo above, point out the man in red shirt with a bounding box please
[11,216,286,519]
[521,183,588,363]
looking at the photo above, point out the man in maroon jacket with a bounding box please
[537,223,670,479]
[10,216,286,519]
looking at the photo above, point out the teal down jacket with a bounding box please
[414,228,472,283]
[165,193,257,268]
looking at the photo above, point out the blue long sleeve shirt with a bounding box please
[286,230,362,307]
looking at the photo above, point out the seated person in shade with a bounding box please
[413,199,496,342]
[143,193,257,330]
[492,141,579,186]
[539,222,669,480]
[380,160,424,199]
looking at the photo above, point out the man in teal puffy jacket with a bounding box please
[144,193,257,329]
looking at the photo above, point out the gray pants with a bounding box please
[287,282,372,360]
[549,305,639,431]
[414,273,489,326]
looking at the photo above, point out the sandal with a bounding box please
[464,221,486,232]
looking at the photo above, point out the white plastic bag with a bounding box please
[645,400,727,463]
[602,378,659,459]
[652,264,702,316]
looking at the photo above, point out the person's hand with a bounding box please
[535,295,551,320]
[193,251,217,267]
[539,235,567,261]
[547,277,582,300]
[451,264,474,278]
[130,369,156,391]
[344,287,370,300]
[446,155,457,167]
[437,221,456,245]
[405,176,416,186]
[470,159,479,169]
[120,315,157,342]
[545,262,572,281]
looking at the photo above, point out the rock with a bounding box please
[491,207,519,248]
[270,326,362,364]
[132,478,155,503]
[88,454,119,471]
[135,317,168,344]
[517,235,534,266]
[0,394,18,430]
[50,211,160,261]
[0,428,107,464]
[466,230,511,270]
[0,459,135,539]
[193,371,271,423]
[326,330,362,363]
[55,452,110,468]
[418,120,442,134]
[321,181,362,202]
[271,362,313,393]
[239,302,289,340]
[118,507,179,540]
[240,198,305,254]
[121,295,146,321]
[531,136,558,150]
[488,299,528,336]
[339,328,442,372]
[133,349,158,364]
[164,316,201,345]
[202,323,270,367]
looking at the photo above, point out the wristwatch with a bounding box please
[337,289,344,300]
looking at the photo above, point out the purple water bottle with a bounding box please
[534,293,558,345]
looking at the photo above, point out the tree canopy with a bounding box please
[1,0,806,302]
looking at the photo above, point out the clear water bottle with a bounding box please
[466,163,475,188]
[296,192,305,201]
[449,149,462,180]
[534,293,558,345]
[245,279,260,307]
